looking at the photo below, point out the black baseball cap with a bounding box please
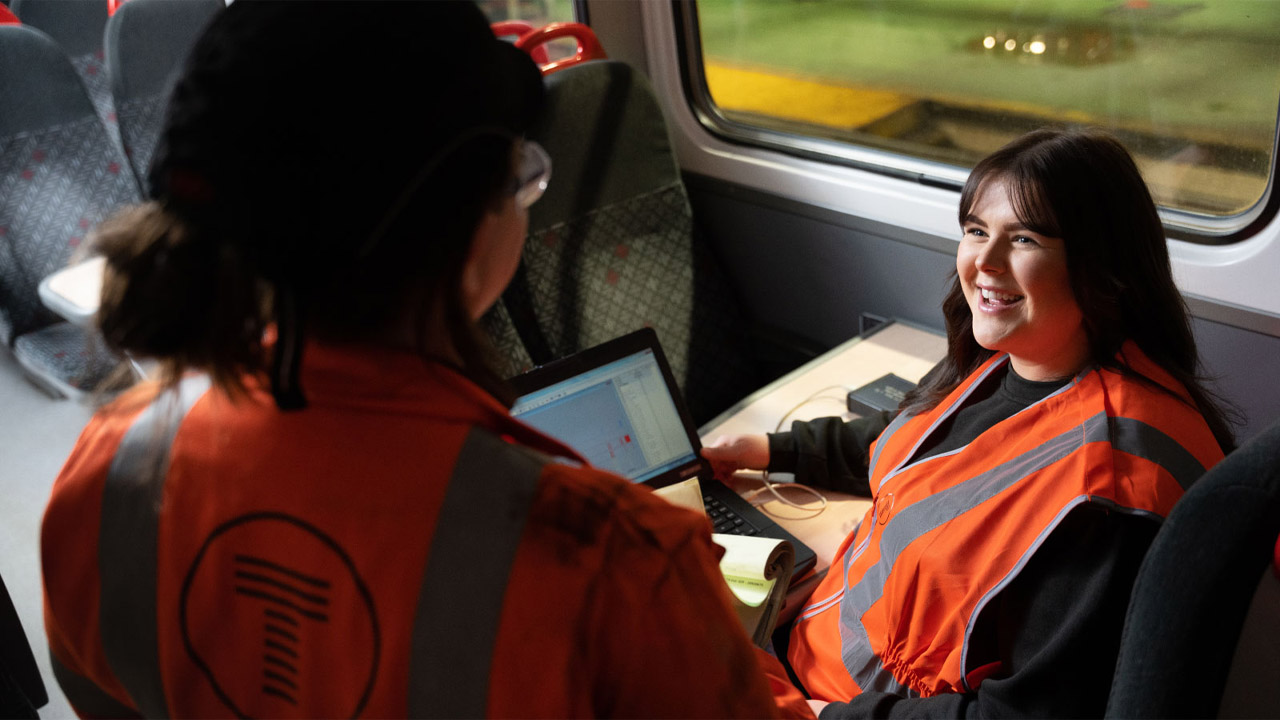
[150,0,545,253]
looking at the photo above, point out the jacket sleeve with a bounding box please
[585,509,813,719]
[765,412,893,496]
[815,505,1159,719]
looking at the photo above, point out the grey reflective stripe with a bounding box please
[1109,416,1206,490]
[99,375,210,719]
[870,356,1009,494]
[837,411,1111,695]
[1085,495,1165,524]
[867,411,912,494]
[51,651,140,718]
[408,429,544,718]
[799,511,880,621]
[799,587,844,621]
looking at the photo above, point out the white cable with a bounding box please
[741,385,851,518]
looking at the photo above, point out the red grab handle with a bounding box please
[514,22,606,75]
[491,21,549,65]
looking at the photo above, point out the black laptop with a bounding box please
[508,328,817,578]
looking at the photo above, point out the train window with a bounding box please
[683,1,1280,239]
[481,0,582,63]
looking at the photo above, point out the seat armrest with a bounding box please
[38,255,104,328]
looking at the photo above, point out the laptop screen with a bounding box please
[510,348,698,483]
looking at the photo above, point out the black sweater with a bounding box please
[767,368,1159,719]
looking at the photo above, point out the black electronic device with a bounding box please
[847,372,917,416]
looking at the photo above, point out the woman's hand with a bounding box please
[700,434,769,479]
[806,699,830,716]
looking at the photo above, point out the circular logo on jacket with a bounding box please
[181,512,379,718]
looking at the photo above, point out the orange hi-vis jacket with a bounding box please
[788,343,1224,702]
[42,342,810,719]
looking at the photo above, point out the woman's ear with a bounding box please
[460,197,528,320]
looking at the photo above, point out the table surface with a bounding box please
[698,321,948,610]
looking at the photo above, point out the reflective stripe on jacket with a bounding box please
[42,343,802,718]
[788,342,1224,702]
[92,378,547,718]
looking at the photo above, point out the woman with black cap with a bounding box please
[40,2,810,717]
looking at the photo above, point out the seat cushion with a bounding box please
[13,321,122,398]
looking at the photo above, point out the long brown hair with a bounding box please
[900,128,1236,451]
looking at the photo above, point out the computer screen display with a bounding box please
[510,349,696,483]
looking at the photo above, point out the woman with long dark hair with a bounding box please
[41,3,808,717]
[705,128,1231,718]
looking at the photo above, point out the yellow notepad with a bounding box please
[653,478,795,647]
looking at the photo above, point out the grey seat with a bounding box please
[482,59,762,425]
[0,24,137,397]
[1106,419,1280,718]
[9,0,115,144]
[104,0,223,193]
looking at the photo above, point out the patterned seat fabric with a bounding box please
[114,94,165,190]
[13,322,123,397]
[501,184,759,423]
[0,24,138,396]
[0,116,136,344]
[105,0,224,192]
[69,49,122,155]
[483,60,760,425]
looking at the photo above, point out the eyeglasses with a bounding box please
[509,140,552,209]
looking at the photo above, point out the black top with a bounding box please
[767,365,1160,719]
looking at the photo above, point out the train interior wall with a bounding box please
[684,173,1280,446]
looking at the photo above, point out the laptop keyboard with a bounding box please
[704,495,761,536]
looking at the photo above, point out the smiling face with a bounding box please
[957,177,1091,381]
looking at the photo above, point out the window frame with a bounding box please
[672,0,1280,245]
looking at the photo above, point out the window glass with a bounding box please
[481,0,580,63]
[694,1,1280,222]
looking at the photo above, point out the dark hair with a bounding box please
[900,128,1236,451]
[94,1,543,407]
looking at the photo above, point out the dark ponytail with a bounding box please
[95,202,268,396]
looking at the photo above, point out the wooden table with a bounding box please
[699,321,947,611]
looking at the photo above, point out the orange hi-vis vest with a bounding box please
[42,343,810,718]
[788,343,1224,701]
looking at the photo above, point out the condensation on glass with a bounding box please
[694,0,1280,224]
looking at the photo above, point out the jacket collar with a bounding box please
[267,340,586,463]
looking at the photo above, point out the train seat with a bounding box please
[9,0,116,148]
[1107,418,1280,718]
[483,59,762,424]
[104,0,223,193]
[0,24,137,398]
